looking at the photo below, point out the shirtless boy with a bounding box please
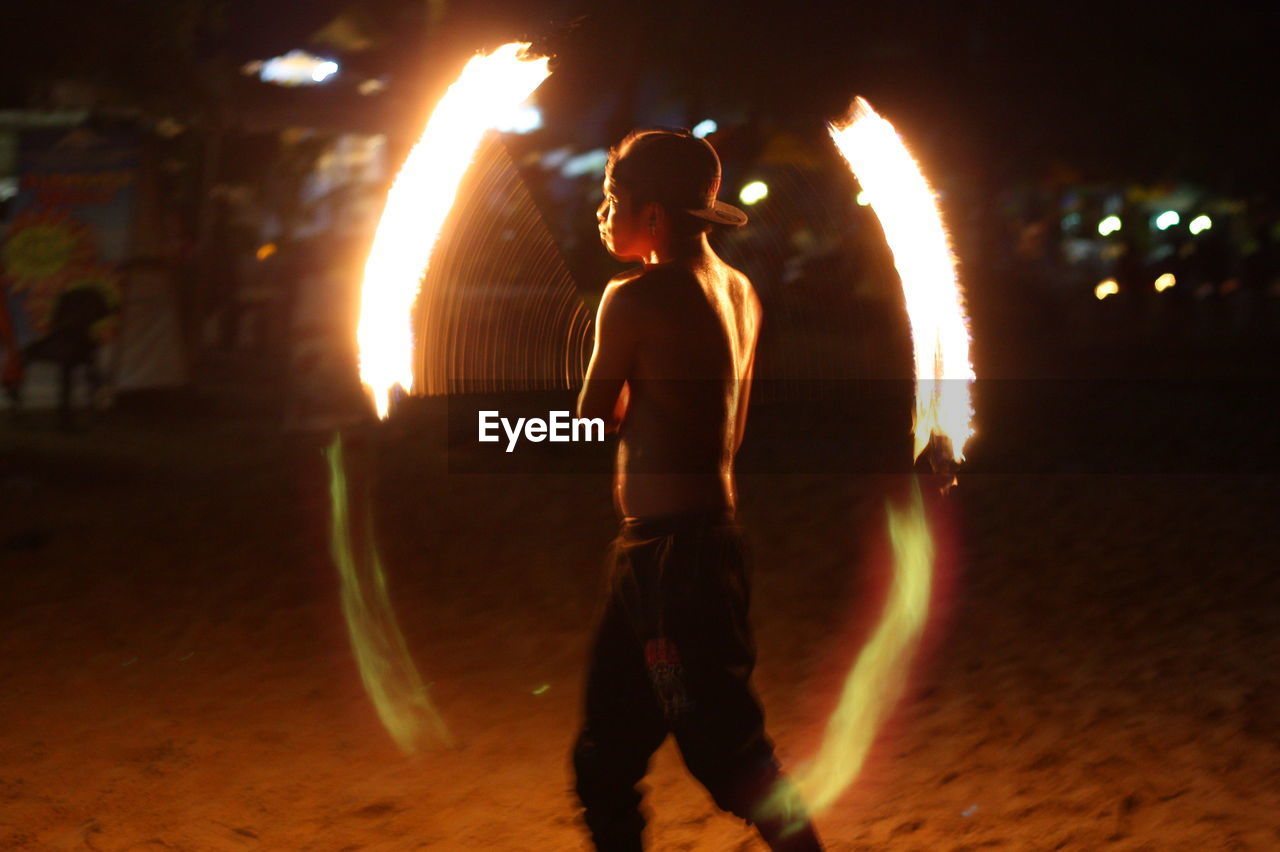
[573,129,823,851]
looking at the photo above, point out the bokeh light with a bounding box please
[691,118,718,138]
[739,180,770,205]
[1098,215,1122,236]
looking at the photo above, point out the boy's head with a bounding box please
[598,129,746,261]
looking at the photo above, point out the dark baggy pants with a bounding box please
[572,512,822,851]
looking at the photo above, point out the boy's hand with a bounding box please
[913,433,960,495]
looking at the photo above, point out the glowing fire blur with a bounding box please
[326,435,452,753]
[831,98,974,462]
[357,42,551,418]
[777,98,975,820]
[332,43,551,754]
[797,481,933,817]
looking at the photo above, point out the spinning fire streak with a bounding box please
[326,435,452,752]
[833,98,975,463]
[781,97,975,815]
[332,43,552,754]
[357,42,551,418]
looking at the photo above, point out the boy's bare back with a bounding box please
[580,245,761,519]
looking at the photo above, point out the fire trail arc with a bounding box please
[786,97,975,815]
[333,43,553,754]
[357,43,553,417]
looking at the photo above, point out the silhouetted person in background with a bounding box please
[14,286,111,428]
[574,129,822,851]
[1,286,21,407]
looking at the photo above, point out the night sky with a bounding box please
[6,1,1276,192]
[216,0,1279,191]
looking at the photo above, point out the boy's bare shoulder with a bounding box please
[601,267,648,309]
[607,266,647,287]
[596,268,658,332]
[612,263,691,287]
[604,265,692,313]
[606,260,756,314]
[606,263,691,300]
[720,257,752,285]
[719,261,761,316]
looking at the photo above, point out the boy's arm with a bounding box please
[733,292,763,453]
[577,280,638,433]
[733,348,756,453]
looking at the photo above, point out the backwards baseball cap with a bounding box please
[607,128,748,228]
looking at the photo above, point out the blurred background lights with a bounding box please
[856,189,870,206]
[1098,215,1122,236]
[1154,273,1176,292]
[539,146,572,170]
[561,148,609,178]
[691,119,718,138]
[1155,210,1180,230]
[739,181,769,205]
[1189,214,1213,235]
[1095,279,1120,300]
[311,60,339,82]
[246,50,341,86]
[494,103,543,134]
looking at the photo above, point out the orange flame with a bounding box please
[829,98,975,461]
[357,43,551,418]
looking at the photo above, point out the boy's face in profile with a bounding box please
[598,175,653,263]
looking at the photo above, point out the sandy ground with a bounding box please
[2,369,1279,851]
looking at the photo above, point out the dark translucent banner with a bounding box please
[385,379,1280,475]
